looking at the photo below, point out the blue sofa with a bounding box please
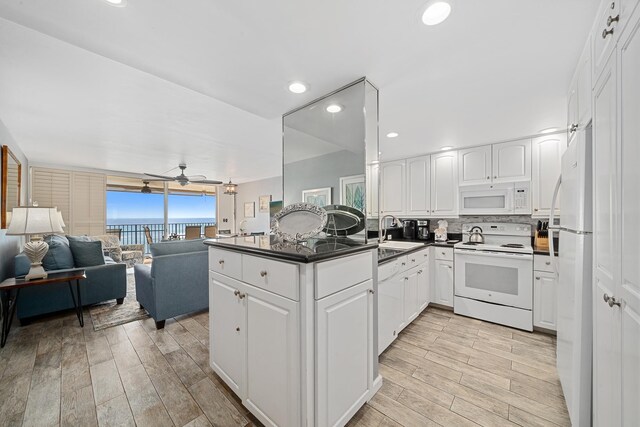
[15,236,127,322]
[134,239,208,329]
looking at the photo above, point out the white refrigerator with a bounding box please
[550,128,592,427]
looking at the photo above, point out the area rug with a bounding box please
[89,273,150,331]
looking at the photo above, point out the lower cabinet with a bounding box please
[434,259,454,307]
[378,274,403,355]
[533,271,557,331]
[402,269,420,328]
[209,273,300,427]
[316,280,373,427]
[417,262,430,311]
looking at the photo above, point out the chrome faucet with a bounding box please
[379,214,401,243]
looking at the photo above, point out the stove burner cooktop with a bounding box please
[501,243,525,248]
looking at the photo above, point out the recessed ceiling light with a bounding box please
[386,132,399,138]
[103,0,127,6]
[422,1,451,26]
[441,146,453,151]
[539,127,559,134]
[288,81,308,94]
[326,104,343,113]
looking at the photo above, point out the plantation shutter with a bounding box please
[31,167,72,229]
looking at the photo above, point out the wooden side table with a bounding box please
[0,269,86,347]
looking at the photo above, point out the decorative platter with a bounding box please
[322,204,365,236]
[271,203,328,242]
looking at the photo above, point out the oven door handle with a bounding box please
[454,250,533,261]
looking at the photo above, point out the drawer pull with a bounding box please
[218,259,225,265]
[236,327,240,332]
[260,270,268,277]
[545,261,551,265]
[411,258,416,262]
[418,270,423,274]
[238,292,246,299]
[442,252,446,255]
[401,262,406,266]
[607,14,619,26]
[234,290,240,296]
[602,28,614,38]
[536,276,541,280]
[369,289,375,294]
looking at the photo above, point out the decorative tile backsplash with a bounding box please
[428,215,544,234]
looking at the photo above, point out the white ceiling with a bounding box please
[0,0,599,182]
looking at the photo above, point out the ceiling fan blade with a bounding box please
[190,179,223,185]
[145,178,173,182]
[144,172,175,180]
[186,175,207,181]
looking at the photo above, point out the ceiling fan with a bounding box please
[144,164,222,186]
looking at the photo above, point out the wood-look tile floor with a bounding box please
[0,305,568,427]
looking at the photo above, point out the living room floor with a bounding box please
[0,306,568,427]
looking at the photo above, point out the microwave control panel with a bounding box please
[514,184,530,213]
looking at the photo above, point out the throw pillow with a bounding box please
[41,234,75,271]
[68,240,106,267]
[91,234,123,263]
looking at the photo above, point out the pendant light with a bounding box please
[224,179,238,195]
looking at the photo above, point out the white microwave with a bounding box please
[459,182,530,215]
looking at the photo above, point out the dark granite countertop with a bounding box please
[377,238,459,265]
[204,236,378,263]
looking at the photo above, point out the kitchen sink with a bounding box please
[378,241,426,250]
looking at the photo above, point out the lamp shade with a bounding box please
[6,207,65,236]
[223,180,238,195]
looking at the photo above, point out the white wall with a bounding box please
[0,118,28,281]
[234,176,282,234]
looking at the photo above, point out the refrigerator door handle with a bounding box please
[548,175,562,277]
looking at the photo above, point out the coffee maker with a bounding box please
[402,220,417,240]
[417,220,430,240]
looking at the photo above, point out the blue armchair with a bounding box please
[133,239,208,329]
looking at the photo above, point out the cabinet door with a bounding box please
[619,12,640,426]
[403,270,420,326]
[567,75,579,135]
[417,261,430,312]
[458,145,492,186]
[492,139,531,183]
[533,272,557,330]
[378,276,403,355]
[531,134,566,217]
[316,280,373,427]
[406,156,431,216]
[210,274,246,396]
[577,40,592,126]
[366,163,379,218]
[434,260,454,307]
[430,151,458,216]
[593,0,620,82]
[245,287,299,427]
[380,160,405,215]
[592,49,621,427]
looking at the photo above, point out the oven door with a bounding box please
[454,249,533,309]
[459,186,514,215]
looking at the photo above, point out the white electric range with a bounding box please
[453,222,534,331]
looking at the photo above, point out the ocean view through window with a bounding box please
[107,191,216,250]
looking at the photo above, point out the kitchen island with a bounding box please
[205,236,381,427]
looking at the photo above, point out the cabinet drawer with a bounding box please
[209,247,242,279]
[316,252,373,299]
[379,258,400,282]
[435,247,453,261]
[242,254,299,301]
[406,251,422,268]
[534,255,554,273]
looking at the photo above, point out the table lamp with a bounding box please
[6,207,65,280]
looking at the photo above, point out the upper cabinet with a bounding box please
[406,156,431,216]
[492,139,531,183]
[431,151,458,216]
[379,160,405,215]
[458,146,492,186]
[569,39,593,137]
[531,134,566,217]
[593,1,620,83]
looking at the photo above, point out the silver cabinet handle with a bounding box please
[546,261,551,265]
[494,176,497,179]
[570,123,579,133]
[401,262,406,266]
[218,259,225,265]
[369,289,375,294]
[603,28,614,38]
[603,293,611,303]
[238,292,246,299]
[418,270,423,274]
[607,14,620,26]
[411,258,416,262]
[487,176,490,179]
[446,265,452,269]
[236,326,240,332]
[608,296,621,307]
[234,290,240,296]
[535,276,541,280]
[260,270,268,277]
[534,208,539,212]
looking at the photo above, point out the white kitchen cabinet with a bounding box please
[434,259,454,307]
[593,0,620,82]
[491,139,531,183]
[366,163,379,218]
[430,151,458,216]
[379,160,405,215]
[210,274,246,395]
[245,288,299,427]
[406,156,431,216]
[316,280,373,427]
[569,39,593,136]
[417,258,430,311]
[378,274,404,355]
[402,269,420,328]
[458,145,492,186]
[567,75,578,136]
[531,134,566,217]
[533,271,557,331]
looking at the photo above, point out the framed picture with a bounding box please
[244,202,255,218]
[258,195,271,213]
[302,187,332,207]
[340,174,365,212]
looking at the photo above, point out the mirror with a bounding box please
[2,145,22,229]
[283,78,379,240]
